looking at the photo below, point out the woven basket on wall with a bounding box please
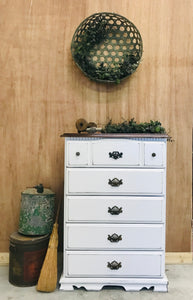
[71,12,143,83]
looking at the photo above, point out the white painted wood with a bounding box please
[66,251,163,277]
[144,142,166,167]
[60,136,168,292]
[67,196,164,223]
[66,224,164,250]
[92,140,141,166]
[60,275,168,292]
[67,141,89,166]
[67,168,164,195]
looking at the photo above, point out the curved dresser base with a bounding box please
[60,275,168,292]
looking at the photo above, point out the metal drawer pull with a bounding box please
[108,206,123,215]
[152,152,156,157]
[76,152,80,156]
[107,261,122,270]
[109,151,123,160]
[108,233,122,243]
[108,178,123,187]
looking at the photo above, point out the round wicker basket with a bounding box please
[71,12,143,83]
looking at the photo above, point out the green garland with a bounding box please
[102,119,166,134]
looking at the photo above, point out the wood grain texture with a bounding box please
[165,253,193,265]
[0,0,192,251]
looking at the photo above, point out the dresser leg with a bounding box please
[60,284,74,291]
[124,284,146,291]
[153,284,168,292]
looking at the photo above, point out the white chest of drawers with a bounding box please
[60,134,168,292]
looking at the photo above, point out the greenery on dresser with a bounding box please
[102,119,166,134]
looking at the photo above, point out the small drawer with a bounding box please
[67,142,89,166]
[66,224,164,250]
[67,168,164,195]
[92,140,141,166]
[144,142,166,167]
[67,196,164,223]
[66,251,163,277]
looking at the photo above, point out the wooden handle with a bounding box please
[55,196,62,223]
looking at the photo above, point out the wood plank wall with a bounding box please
[0,0,192,252]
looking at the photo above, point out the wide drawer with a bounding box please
[66,251,163,277]
[67,196,164,223]
[66,224,164,250]
[92,140,141,166]
[67,168,164,195]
